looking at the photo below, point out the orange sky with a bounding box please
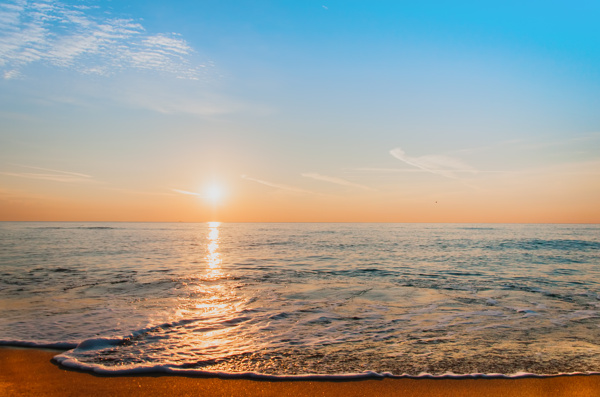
[1,164,598,223]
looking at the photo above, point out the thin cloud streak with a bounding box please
[390,147,476,179]
[0,171,91,183]
[13,164,92,178]
[120,89,238,117]
[301,172,375,191]
[353,167,432,173]
[1,164,94,183]
[353,167,503,174]
[171,188,204,197]
[241,174,313,194]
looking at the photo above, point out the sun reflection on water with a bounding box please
[205,222,223,281]
[167,222,255,362]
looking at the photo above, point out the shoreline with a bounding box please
[2,347,600,396]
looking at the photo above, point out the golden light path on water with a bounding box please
[205,221,223,281]
[169,222,253,362]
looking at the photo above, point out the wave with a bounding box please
[496,239,600,251]
[48,352,600,379]
[4,333,600,380]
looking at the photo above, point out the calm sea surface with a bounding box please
[1,222,599,377]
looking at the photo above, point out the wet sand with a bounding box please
[1,347,599,396]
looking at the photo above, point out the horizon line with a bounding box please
[1,220,598,225]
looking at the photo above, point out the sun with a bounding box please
[205,185,223,203]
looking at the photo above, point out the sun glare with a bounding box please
[205,185,223,203]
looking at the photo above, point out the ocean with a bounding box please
[1,222,599,378]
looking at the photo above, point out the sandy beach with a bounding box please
[0,347,598,396]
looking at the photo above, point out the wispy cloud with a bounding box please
[301,172,374,191]
[14,164,92,178]
[390,147,476,179]
[171,188,204,197]
[1,164,93,183]
[118,88,244,117]
[0,0,207,79]
[1,172,90,182]
[352,167,426,173]
[353,167,504,174]
[241,174,313,194]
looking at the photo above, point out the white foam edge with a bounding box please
[52,353,600,380]
[4,338,599,380]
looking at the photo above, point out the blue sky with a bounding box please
[1,0,599,222]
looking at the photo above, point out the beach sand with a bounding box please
[1,347,599,396]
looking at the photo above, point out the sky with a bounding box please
[0,0,599,223]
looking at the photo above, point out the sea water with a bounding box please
[1,222,599,378]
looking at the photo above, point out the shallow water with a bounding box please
[1,222,599,377]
